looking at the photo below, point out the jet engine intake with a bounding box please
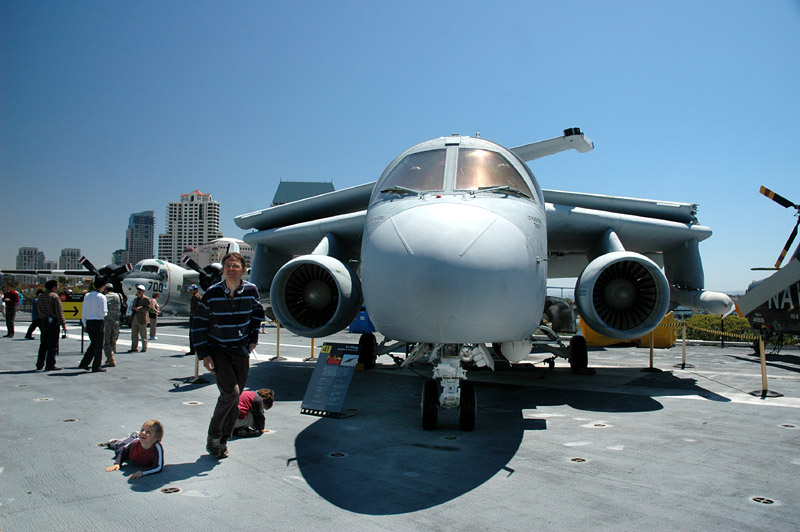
[575,251,670,339]
[270,255,362,338]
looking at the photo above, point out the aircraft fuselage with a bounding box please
[121,259,196,315]
[360,136,548,344]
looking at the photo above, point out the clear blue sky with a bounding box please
[2,1,798,292]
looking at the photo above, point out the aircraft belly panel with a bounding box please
[362,201,546,343]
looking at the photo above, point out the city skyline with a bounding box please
[2,2,798,292]
[7,192,228,269]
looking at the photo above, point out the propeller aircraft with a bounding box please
[120,240,243,316]
[235,128,733,431]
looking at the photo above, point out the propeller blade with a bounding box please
[110,263,132,279]
[760,185,798,210]
[182,255,217,290]
[774,219,799,269]
[182,255,203,273]
[79,256,100,277]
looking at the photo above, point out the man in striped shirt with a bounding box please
[192,252,265,459]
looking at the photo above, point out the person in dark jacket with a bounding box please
[25,289,44,339]
[192,252,264,459]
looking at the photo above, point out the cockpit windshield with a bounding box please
[455,149,533,197]
[378,149,446,196]
[142,265,159,274]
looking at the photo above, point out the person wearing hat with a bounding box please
[186,284,202,356]
[128,285,151,353]
[103,283,123,366]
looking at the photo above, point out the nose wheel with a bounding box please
[421,378,476,431]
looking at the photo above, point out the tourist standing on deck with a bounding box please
[78,281,107,372]
[148,292,161,340]
[3,285,19,337]
[192,252,264,459]
[128,285,150,353]
[25,289,44,340]
[36,280,68,371]
[103,284,123,367]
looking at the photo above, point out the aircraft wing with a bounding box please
[544,191,710,279]
[239,185,711,283]
[242,210,366,257]
[0,269,93,278]
[235,182,373,232]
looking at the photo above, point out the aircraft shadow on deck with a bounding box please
[241,359,723,515]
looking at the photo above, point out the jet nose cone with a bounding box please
[362,202,545,343]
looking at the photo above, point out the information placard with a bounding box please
[61,293,84,321]
[300,343,359,418]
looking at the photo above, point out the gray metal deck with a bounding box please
[1,319,798,531]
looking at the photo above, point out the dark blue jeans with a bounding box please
[207,348,250,443]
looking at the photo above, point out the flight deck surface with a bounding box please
[1,320,798,531]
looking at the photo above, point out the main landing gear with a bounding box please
[406,343,493,431]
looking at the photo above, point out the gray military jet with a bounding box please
[235,128,732,430]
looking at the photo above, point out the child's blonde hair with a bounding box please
[142,419,164,441]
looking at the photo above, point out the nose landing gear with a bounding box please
[410,343,490,431]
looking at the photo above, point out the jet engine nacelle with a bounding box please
[270,255,362,338]
[575,251,670,340]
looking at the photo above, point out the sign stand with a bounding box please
[300,343,359,418]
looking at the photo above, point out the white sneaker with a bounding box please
[149,337,157,340]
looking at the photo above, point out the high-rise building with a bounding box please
[16,247,45,270]
[112,249,129,266]
[125,210,155,265]
[158,190,223,264]
[59,248,81,270]
[14,247,46,284]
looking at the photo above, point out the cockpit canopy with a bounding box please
[374,137,539,202]
[133,262,168,281]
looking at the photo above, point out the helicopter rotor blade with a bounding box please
[774,219,800,269]
[760,185,798,210]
